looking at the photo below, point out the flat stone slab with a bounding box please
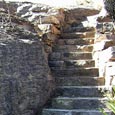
[52,97,107,109]
[55,86,108,97]
[49,52,92,60]
[63,26,95,33]
[42,109,111,115]
[61,32,95,39]
[55,77,104,86]
[53,45,93,52]
[49,59,95,68]
[57,38,94,45]
[51,67,99,77]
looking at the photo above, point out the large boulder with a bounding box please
[0,24,54,115]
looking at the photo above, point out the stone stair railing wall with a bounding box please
[93,16,115,87]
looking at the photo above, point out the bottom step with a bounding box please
[42,109,111,115]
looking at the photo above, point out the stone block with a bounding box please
[96,22,114,34]
[94,34,115,51]
[97,15,112,22]
[105,62,115,86]
[99,46,115,62]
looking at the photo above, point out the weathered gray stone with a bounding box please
[51,67,99,77]
[52,97,107,109]
[55,86,106,97]
[49,52,92,60]
[0,26,54,115]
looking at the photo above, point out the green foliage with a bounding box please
[106,86,115,114]
[99,108,108,115]
[100,86,115,115]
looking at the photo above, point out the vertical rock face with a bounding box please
[0,28,53,115]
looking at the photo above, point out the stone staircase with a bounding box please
[42,26,111,115]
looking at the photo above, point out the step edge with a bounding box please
[49,59,95,61]
[51,67,99,70]
[53,97,108,100]
[53,44,94,47]
[43,108,111,112]
[55,76,103,78]
[56,85,111,89]
[50,51,93,53]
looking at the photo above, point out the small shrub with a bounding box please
[100,86,115,115]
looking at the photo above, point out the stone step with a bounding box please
[55,86,109,97]
[51,67,99,77]
[42,108,111,115]
[52,45,93,52]
[52,97,107,109]
[49,60,95,68]
[55,77,104,86]
[56,38,94,45]
[61,31,95,39]
[49,52,92,61]
[63,26,95,33]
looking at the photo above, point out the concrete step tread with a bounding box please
[53,97,108,100]
[51,67,98,70]
[43,108,110,112]
[54,85,110,97]
[49,59,95,68]
[52,97,108,109]
[52,45,93,52]
[50,51,92,53]
[49,52,93,55]
[55,76,103,78]
[49,52,93,60]
[49,59,95,62]
[55,77,104,86]
[63,26,95,33]
[55,76,104,79]
[51,67,99,76]
[56,85,111,89]
[61,31,95,39]
[42,108,111,115]
[53,44,93,47]
[57,38,94,45]
[61,31,93,35]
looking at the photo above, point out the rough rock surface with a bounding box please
[0,22,54,115]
